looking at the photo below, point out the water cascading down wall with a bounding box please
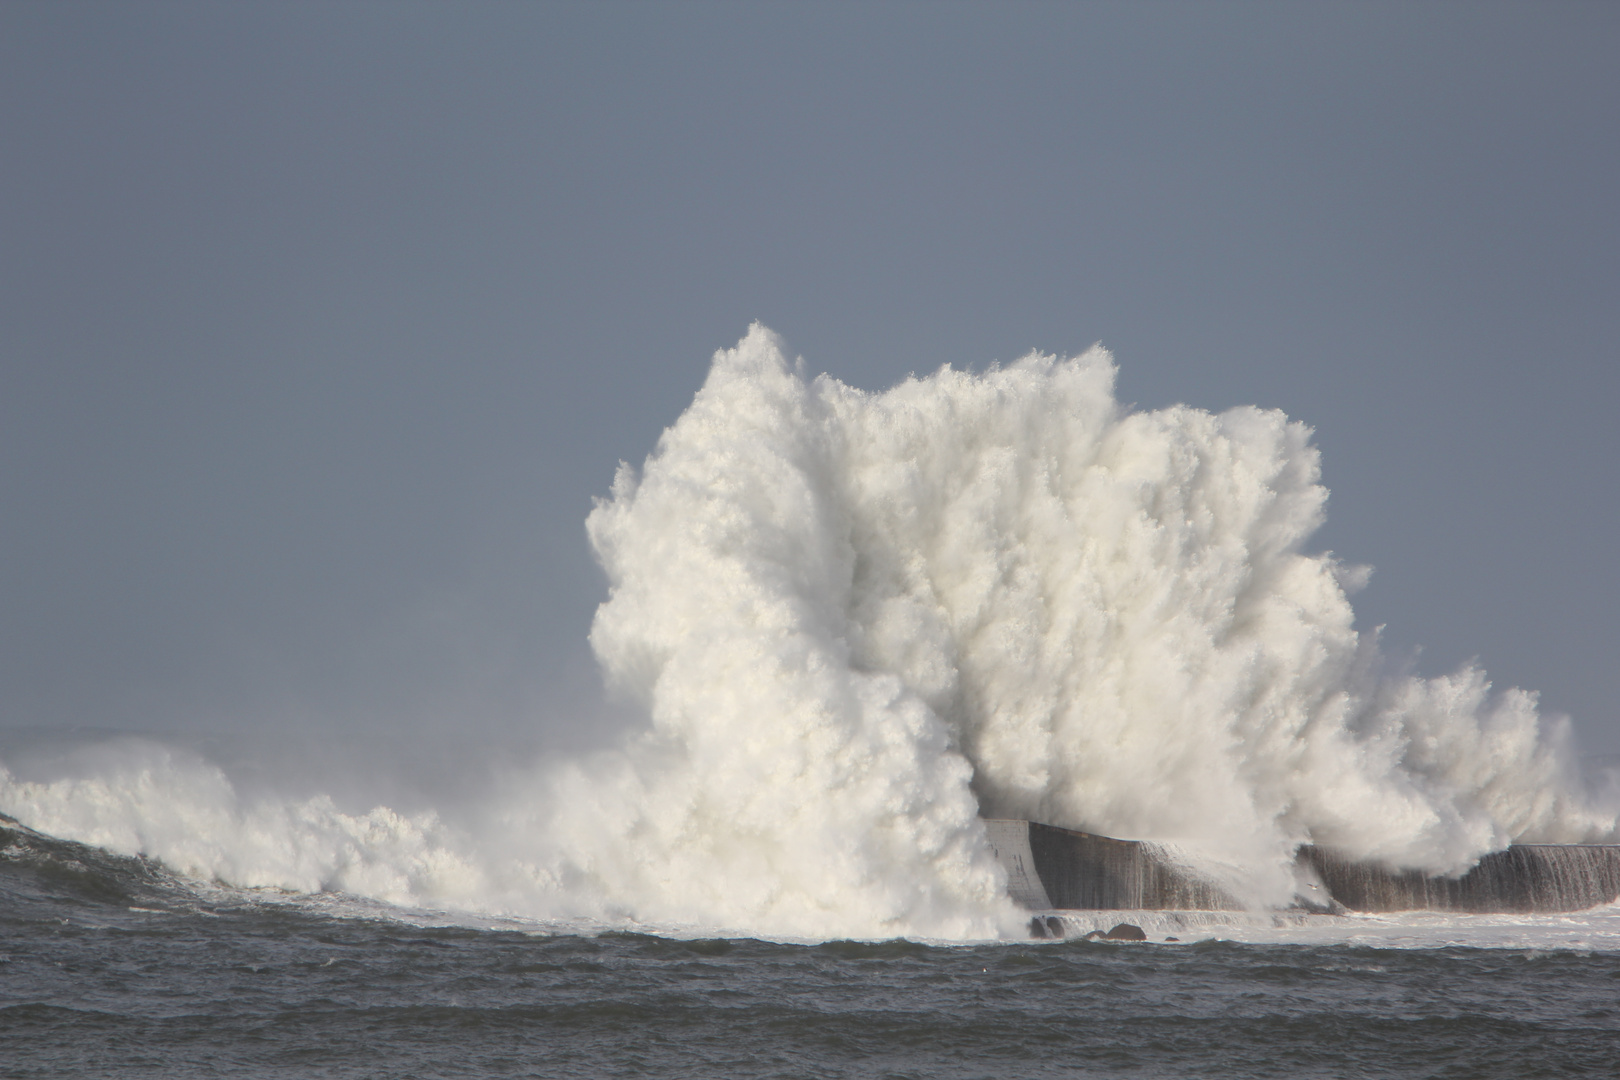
[987,820,1620,914]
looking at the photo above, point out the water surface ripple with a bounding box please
[6,902,1620,1077]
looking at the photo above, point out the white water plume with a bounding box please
[2,324,1613,935]
[580,324,1614,911]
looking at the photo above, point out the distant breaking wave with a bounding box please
[1,325,1614,938]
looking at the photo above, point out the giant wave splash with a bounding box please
[1,325,1614,937]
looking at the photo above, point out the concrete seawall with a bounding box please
[984,819,1241,911]
[985,819,1620,914]
[1298,843,1620,914]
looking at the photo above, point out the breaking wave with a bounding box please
[2,325,1613,936]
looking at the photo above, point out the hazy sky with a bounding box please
[3,2,1617,759]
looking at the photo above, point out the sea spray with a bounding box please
[582,324,1614,909]
[0,739,482,904]
[1,324,1613,935]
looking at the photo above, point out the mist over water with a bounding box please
[2,325,1614,938]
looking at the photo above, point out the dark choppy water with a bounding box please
[5,821,1620,1079]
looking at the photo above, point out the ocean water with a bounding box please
[6,327,1620,1074]
[6,820,1620,1079]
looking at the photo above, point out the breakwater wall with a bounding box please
[986,819,1620,913]
[1298,843,1620,914]
[984,819,1241,911]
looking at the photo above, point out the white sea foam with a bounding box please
[1035,907,1620,952]
[2,324,1614,937]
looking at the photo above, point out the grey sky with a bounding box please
[3,2,1617,763]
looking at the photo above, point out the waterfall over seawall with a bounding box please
[1299,844,1620,914]
[988,820,1620,914]
[985,820,1242,911]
